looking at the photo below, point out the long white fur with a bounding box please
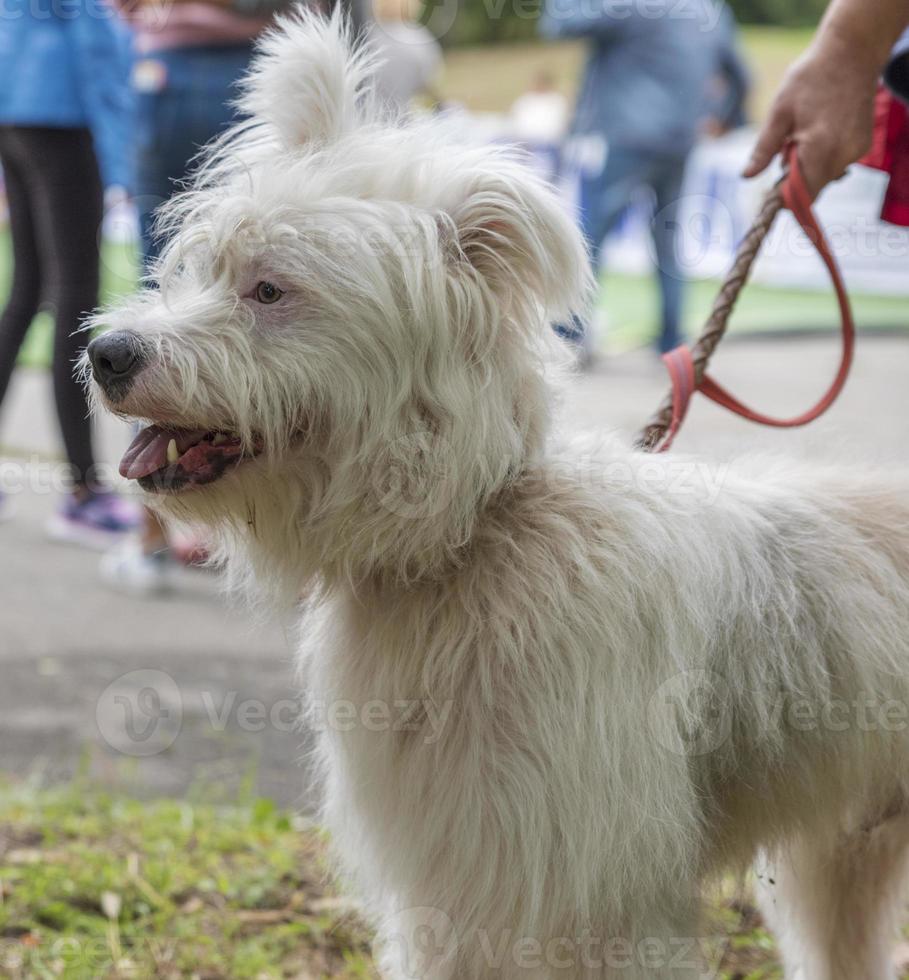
[86,11,909,978]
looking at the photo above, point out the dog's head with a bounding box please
[85,11,591,583]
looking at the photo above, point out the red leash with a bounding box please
[653,144,855,453]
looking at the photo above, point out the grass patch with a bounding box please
[0,780,795,980]
[597,271,908,353]
[0,783,374,979]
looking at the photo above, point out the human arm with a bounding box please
[710,10,750,133]
[68,1,135,191]
[744,0,909,197]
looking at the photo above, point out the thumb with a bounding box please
[743,107,793,179]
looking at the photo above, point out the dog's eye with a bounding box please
[254,281,284,305]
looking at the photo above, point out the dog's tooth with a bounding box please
[167,439,179,465]
[212,433,228,446]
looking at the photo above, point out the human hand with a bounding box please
[743,38,879,198]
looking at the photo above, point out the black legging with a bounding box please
[0,125,103,488]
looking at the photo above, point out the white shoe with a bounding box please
[100,539,176,598]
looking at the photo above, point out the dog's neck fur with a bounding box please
[204,369,561,607]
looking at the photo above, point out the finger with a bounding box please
[742,107,793,179]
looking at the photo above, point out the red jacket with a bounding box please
[861,85,909,226]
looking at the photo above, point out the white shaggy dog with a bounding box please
[86,13,909,979]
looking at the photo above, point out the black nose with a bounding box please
[88,332,146,398]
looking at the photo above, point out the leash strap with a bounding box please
[657,144,856,453]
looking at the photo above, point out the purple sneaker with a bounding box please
[46,490,142,551]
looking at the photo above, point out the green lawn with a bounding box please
[0,782,375,980]
[596,272,908,354]
[0,781,793,980]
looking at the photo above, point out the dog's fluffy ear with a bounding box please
[237,8,374,149]
[448,159,594,322]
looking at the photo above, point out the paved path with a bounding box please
[1,334,907,807]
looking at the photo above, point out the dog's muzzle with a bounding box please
[88,331,148,402]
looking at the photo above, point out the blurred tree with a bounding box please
[727,0,827,26]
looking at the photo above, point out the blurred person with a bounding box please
[368,0,443,111]
[861,29,909,227]
[510,71,570,144]
[509,71,571,181]
[540,0,749,362]
[745,0,909,198]
[889,27,909,98]
[101,0,296,594]
[116,0,295,260]
[0,0,138,546]
[703,6,750,137]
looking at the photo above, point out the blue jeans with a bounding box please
[567,143,690,355]
[134,44,254,268]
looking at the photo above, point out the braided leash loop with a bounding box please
[636,144,856,453]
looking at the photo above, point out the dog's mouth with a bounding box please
[120,424,260,493]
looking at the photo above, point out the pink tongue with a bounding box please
[120,426,208,480]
